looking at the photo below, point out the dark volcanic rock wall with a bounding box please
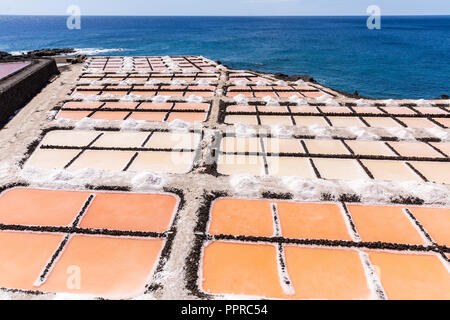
[0,59,59,128]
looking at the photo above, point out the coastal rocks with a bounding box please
[0,51,11,59]
[25,48,75,57]
[71,54,86,64]
[273,73,316,83]
[1,48,86,65]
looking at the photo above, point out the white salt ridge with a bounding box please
[280,176,450,206]
[233,80,248,86]
[19,168,79,189]
[294,79,308,86]
[288,95,301,104]
[56,118,72,126]
[120,118,139,130]
[346,179,450,205]
[234,123,256,137]
[399,181,449,204]
[415,99,430,107]
[386,127,416,141]
[355,99,370,106]
[324,98,340,106]
[282,177,337,201]
[307,124,332,139]
[144,95,156,101]
[120,94,139,102]
[131,172,165,190]
[0,291,13,300]
[168,119,190,132]
[19,167,165,192]
[119,80,132,86]
[186,95,204,103]
[145,80,159,86]
[271,125,293,138]
[347,127,380,141]
[152,95,170,103]
[83,94,100,102]
[233,94,249,105]
[70,93,83,100]
[263,96,280,106]
[275,80,288,86]
[230,175,260,194]
[316,95,331,103]
[171,79,186,85]
[348,180,399,203]
[170,60,182,70]
[384,99,399,107]
[256,80,269,86]
[100,93,116,100]
[197,79,211,86]
[290,96,309,106]
[90,80,101,86]
[182,68,197,74]
[426,127,450,141]
[74,117,101,130]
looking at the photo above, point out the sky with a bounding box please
[1,0,449,16]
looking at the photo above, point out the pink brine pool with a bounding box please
[0,61,31,80]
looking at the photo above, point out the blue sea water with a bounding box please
[0,15,449,99]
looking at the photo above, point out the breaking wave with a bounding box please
[70,48,126,56]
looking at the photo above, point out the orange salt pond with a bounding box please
[199,198,450,299]
[0,188,179,299]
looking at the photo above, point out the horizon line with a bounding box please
[1,14,450,17]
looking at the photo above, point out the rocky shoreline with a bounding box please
[0,48,75,60]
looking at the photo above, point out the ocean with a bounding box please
[0,15,449,99]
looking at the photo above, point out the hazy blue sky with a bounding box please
[1,0,449,16]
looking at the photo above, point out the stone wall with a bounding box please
[0,59,59,127]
